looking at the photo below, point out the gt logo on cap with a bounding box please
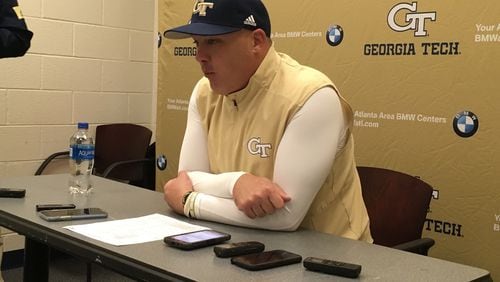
[193,0,214,16]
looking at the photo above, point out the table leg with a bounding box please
[23,238,49,282]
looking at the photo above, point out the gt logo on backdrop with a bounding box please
[364,2,459,56]
[388,2,437,37]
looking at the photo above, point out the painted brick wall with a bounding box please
[0,0,158,177]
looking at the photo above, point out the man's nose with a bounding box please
[195,46,207,62]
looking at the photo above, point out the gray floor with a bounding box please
[2,255,135,282]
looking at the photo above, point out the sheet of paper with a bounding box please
[64,213,209,246]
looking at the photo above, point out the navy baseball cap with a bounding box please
[164,0,271,39]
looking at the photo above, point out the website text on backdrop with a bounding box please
[163,0,372,242]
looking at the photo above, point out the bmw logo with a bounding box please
[157,32,162,48]
[453,111,479,138]
[156,154,167,170]
[326,25,344,46]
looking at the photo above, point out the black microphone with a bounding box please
[232,99,239,111]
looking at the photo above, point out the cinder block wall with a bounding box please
[0,0,158,177]
[0,0,158,268]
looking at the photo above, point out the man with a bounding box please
[0,0,33,58]
[163,0,372,242]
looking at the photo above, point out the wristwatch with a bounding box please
[182,191,193,206]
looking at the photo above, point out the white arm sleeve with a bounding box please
[178,81,210,172]
[179,86,347,230]
[179,82,246,197]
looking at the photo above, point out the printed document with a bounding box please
[64,213,209,246]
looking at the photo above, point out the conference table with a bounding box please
[0,174,492,281]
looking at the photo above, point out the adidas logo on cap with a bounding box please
[243,15,257,27]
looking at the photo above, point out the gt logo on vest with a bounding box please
[387,2,436,37]
[193,0,214,16]
[247,137,272,158]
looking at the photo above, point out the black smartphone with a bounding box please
[38,208,108,222]
[0,188,26,198]
[164,229,231,250]
[231,249,302,271]
[36,204,76,211]
[303,256,362,278]
[214,241,265,258]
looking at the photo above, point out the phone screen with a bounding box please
[231,250,302,271]
[213,241,265,258]
[238,250,293,264]
[171,230,227,243]
[164,230,231,250]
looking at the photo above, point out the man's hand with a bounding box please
[233,173,291,218]
[164,171,193,214]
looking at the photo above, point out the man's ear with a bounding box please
[252,29,269,49]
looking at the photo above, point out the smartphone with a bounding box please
[231,249,302,271]
[164,229,231,250]
[214,241,265,258]
[303,256,361,278]
[38,208,108,222]
[36,204,76,212]
[0,188,26,198]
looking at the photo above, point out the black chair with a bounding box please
[357,166,435,255]
[36,123,155,190]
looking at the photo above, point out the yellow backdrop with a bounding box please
[157,1,500,278]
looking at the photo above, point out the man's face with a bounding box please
[192,30,256,95]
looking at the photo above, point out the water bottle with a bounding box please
[69,122,95,194]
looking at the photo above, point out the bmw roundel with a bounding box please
[453,111,479,138]
[157,32,162,48]
[156,154,167,170]
[326,25,344,46]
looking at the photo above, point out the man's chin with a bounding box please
[207,81,226,95]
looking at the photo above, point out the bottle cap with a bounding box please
[77,122,89,129]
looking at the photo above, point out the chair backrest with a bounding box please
[129,142,156,190]
[94,123,152,182]
[357,166,433,247]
